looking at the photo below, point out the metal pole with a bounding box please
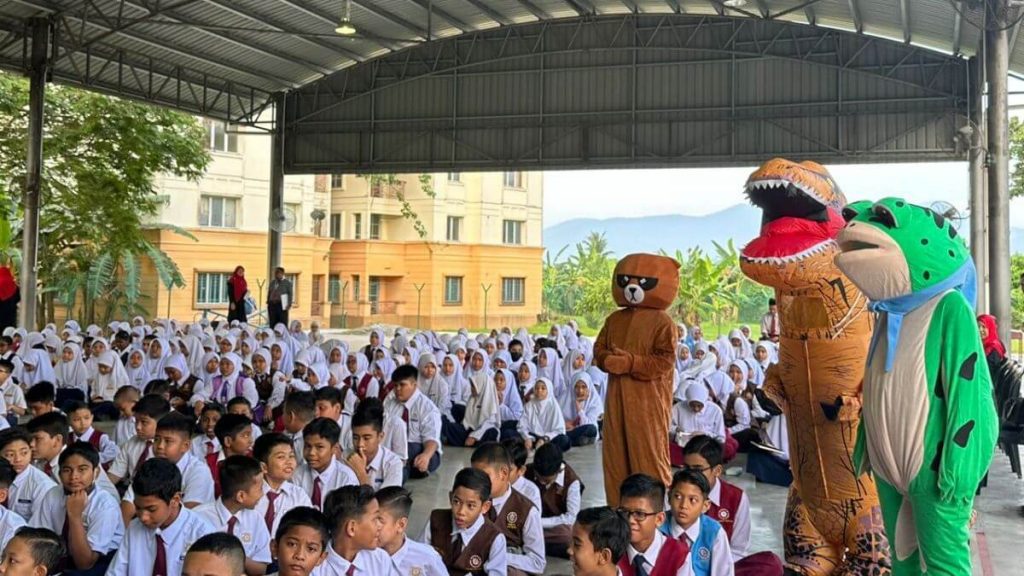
[414,283,425,330]
[20,19,50,330]
[268,91,286,283]
[481,283,492,331]
[986,8,1012,342]
[969,56,989,312]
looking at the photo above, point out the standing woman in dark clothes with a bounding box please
[226,265,248,324]
[0,266,19,333]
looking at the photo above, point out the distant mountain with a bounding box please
[543,204,762,260]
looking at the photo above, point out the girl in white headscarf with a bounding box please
[585,365,608,403]
[181,334,206,380]
[123,349,149,391]
[670,382,727,468]
[725,360,763,453]
[458,372,499,447]
[516,361,538,401]
[251,348,285,424]
[494,368,523,441]
[517,378,569,453]
[562,371,602,446]
[91,351,130,412]
[361,328,386,364]
[754,341,777,371]
[191,352,258,408]
[535,348,566,404]
[561,349,587,387]
[270,340,294,376]
[729,329,752,360]
[418,354,450,420]
[162,352,199,413]
[372,356,398,400]
[440,353,468,428]
[464,349,490,382]
[306,363,331,391]
[16,348,56,388]
[56,343,89,399]
[343,353,378,402]
[327,343,351,386]
[144,338,171,382]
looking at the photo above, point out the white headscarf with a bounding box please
[56,343,89,393]
[441,353,467,407]
[418,353,450,417]
[562,371,604,422]
[144,338,171,380]
[17,348,56,387]
[495,368,523,421]
[124,349,149,390]
[162,352,192,387]
[93,351,129,401]
[536,348,566,401]
[308,363,331,390]
[521,378,565,436]
[462,372,499,432]
[517,361,538,399]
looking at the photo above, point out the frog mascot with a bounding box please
[835,198,998,576]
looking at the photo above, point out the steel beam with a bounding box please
[515,0,551,20]
[401,0,470,31]
[898,0,910,43]
[987,11,1012,342]
[268,91,286,283]
[847,0,863,32]
[461,0,512,26]
[968,56,987,311]
[20,18,49,330]
[952,10,962,54]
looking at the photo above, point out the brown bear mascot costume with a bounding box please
[595,253,680,505]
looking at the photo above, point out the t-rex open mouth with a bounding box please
[741,178,845,265]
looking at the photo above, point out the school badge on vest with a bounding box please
[717,508,730,521]
[698,546,711,561]
[506,511,518,530]
[469,555,483,569]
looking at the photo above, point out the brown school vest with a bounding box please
[487,488,535,549]
[526,463,583,519]
[429,509,500,576]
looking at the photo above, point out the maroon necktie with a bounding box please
[227,516,238,535]
[153,534,168,576]
[402,407,409,424]
[312,476,323,509]
[264,491,280,532]
[134,440,153,475]
[345,565,356,576]
[43,462,52,478]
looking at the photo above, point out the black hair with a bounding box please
[274,506,330,549]
[26,412,67,442]
[214,413,252,445]
[11,527,65,573]
[59,441,100,470]
[322,485,376,535]
[113,385,141,402]
[768,298,777,306]
[200,401,226,418]
[0,336,12,346]
[501,438,529,469]
[132,458,182,503]
[375,486,413,519]
[144,379,172,397]
[227,396,253,411]
[64,399,91,416]
[391,364,417,383]
[115,330,131,341]
[252,432,294,464]
[350,397,383,433]
[470,441,512,469]
[509,339,523,349]
[452,467,491,502]
[143,334,157,341]
[576,506,630,564]
[133,394,171,420]
[25,382,55,404]
[0,456,15,489]
[283,391,316,422]
[156,412,196,439]
[314,386,342,406]
[186,533,246,575]
[669,468,711,498]
[0,358,14,372]
[532,442,564,477]
[682,435,724,469]
[618,473,665,512]
[219,455,262,500]
[302,417,340,445]
[0,427,32,452]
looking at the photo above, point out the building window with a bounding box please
[352,275,361,301]
[328,274,341,303]
[207,120,238,153]
[329,214,341,240]
[446,216,462,242]
[502,220,523,245]
[447,172,461,182]
[285,203,302,232]
[331,173,345,189]
[353,214,362,239]
[369,214,382,240]
[503,171,523,188]
[502,277,525,305]
[286,273,299,305]
[199,195,238,228]
[444,277,463,305]
[196,272,231,306]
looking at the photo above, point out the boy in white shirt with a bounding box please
[25,412,119,501]
[314,388,350,453]
[293,418,357,511]
[65,400,118,468]
[0,457,26,551]
[661,469,734,576]
[568,506,631,576]
[0,526,63,576]
[420,468,507,576]
[106,458,217,576]
[282,392,316,467]
[376,486,447,575]
[183,532,246,576]
[502,438,542,511]
[227,397,263,442]
[112,386,139,446]
[0,428,56,520]
[107,394,170,488]
[346,399,403,490]
[29,442,123,574]
[191,402,223,479]
[194,455,272,576]
[0,359,26,425]
[386,365,442,479]
[253,433,311,536]
[270,507,329,576]
[314,485,395,575]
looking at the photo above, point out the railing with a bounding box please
[370,180,404,199]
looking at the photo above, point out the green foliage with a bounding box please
[1011,255,1024,327]
[360,174,436,239]
[1011,117,1024,199]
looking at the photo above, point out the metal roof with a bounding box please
[0,0,1011,127]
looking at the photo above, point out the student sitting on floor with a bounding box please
[0,428,56,521]
[318,485,394,574]
[420,467,507,576]
[385,365,442,479]
[226,398,263,443]
[682,436,783,576]
[346,398,403,490]
[111,386,138,447]
[194,456,272,576]
[375,486,447,575]
[106,394,170,488]
[212,413,257,497]
[502,438,542,511]
[526,442,581,559]
[471,442,545,575]
[269,507,329,576]
[0,526,65,576]
[661,469,733,576]
[561,372,602,447]
[25,413,118,501]
[0,458,25,551]
[281,392,316,467]
[24,383,58,419]
[670,384,730,467]
[293,418,357,511]
[518,378,570,453]
[0,359,26,426]
[314,387,350,453]
[30,442,123,576]
[192,402,223,484]
[569,506,631,576]
[65,401,117,470]
[616,473,687,576]
[182,532,245,576]
[252,433,311,537]
[494,369,524,441]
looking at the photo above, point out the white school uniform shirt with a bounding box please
[727,396,752,435]
[38,449,119,502]
[70,426,119,465]
[384,416,409,461]
[29,484,124,557]
[386,389,442,453]
[626,529,666,576]
[353,445,404,490]
[338,414,353,454]
[293,458,358,510]
[671,402,727,444]
[389,536,448,576]
[512,476,542,512]
[194,500,272,564]
[249,422,263,441]
[1,381,25,412]
[189,434,221,460]
[418,513,508,576]
[313,542,397,576]
[539,467,581,529]
[254,479,312,536]
[287,431,306,466]
[9,464,57,520]
[123,452,214,506]
[710,481,751,560]
[113,415,136,446]
[108,435,152,481]
[0,505,25,551]
[669,517,735,576]
[492,487,546,574]
[106,507,216,576]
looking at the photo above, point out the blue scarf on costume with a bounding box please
[867,259,977,372]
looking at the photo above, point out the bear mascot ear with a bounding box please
[611,254,681,310]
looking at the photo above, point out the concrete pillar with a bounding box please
[20,19,50,330]
[969,56,988,312]
[987,14,1012,343]
[268,92,286,283]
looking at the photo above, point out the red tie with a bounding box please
[678,533,692,560]
[402,407,409,424]
[134,440,153,475]
[770,314,778,337]
[153,534,168,576]
[206,440,215,455]
[227,516,238,535]
[346,565,356,576]
[264,491,280,532]
[43,462,52,478]
[312,476,323,509]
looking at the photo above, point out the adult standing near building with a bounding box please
[760,298,780,342]
[267,266,293,328]
[0,266,20,333]
[226,265,249,324]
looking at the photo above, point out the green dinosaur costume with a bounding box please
[835,198,998,576]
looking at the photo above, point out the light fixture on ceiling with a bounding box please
[335,0,357,35]
[722,0,747,6]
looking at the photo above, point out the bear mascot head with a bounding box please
[612,253,680,310]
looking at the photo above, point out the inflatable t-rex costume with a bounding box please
[739,159,890,575]
[595,253,679,506]
[836,198,998,576]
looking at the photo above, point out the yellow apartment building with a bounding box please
[139,122,544,330]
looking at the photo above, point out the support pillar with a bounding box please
[969,56,988,312]
[20,19,50,330]
[268,92,286,283]
[986,10,1012,343]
